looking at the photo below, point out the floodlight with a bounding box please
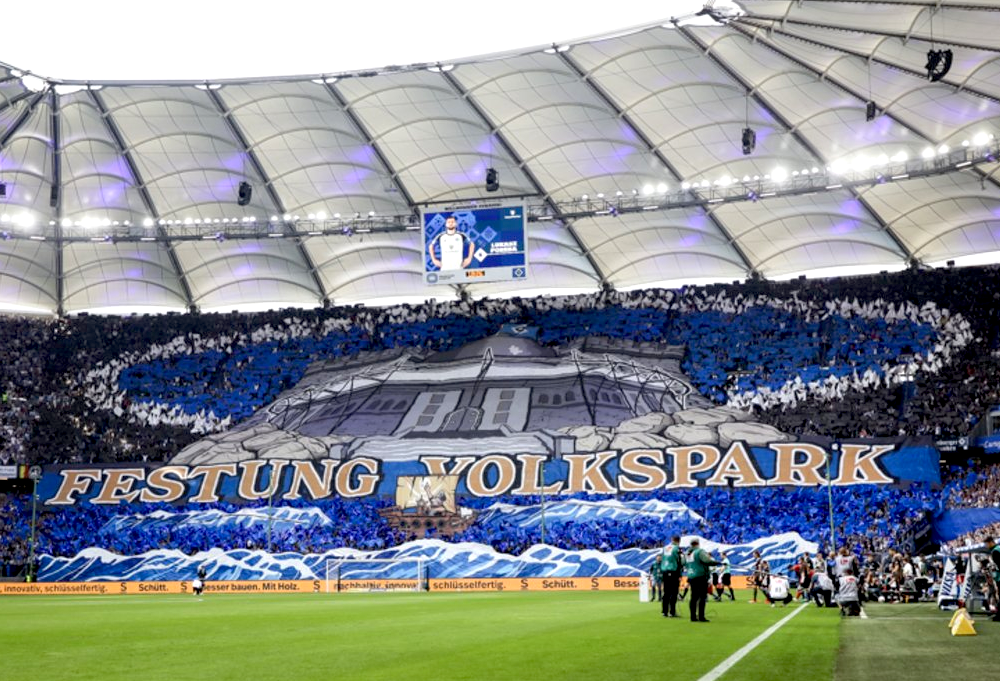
[925,49,953,82]
[237,181,252,206]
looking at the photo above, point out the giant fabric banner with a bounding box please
[932,508,1000,542]
[23,322,947,586]
[39,437,937,506]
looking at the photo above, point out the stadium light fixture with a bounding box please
[237,181,252,206]
[925,49,953,82]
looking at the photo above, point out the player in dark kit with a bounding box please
[750,550,770,603]
[193,564,207,596]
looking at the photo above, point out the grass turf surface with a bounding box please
[2,590,986,681]
[836,602,999,681]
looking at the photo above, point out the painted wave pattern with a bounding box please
[101,507,334,535]
[40,533,815,583]
[474,499,704,529]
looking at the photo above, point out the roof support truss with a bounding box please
[676,23,915,264]
[50,90,63,316]
[440,69,607,287]
[727,20,1000,199]
[557,50,756,275]
[207,89,328,307]
[89,89,195,312]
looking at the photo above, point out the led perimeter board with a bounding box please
[422,200,527,285]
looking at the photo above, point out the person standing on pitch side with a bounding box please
[686,538,720,623]
[661,535,684,618]
[985,536,1000,622]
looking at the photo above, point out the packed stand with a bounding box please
[2,265,998,464]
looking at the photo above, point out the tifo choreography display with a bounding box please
[0,266,999,597]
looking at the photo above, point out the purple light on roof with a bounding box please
[96,159,132,179]
[215,177,239,193]
[237,242,262,254]
[222,153,246,173]
[830,219,857,235]
[687,213,708,230]
[126,268,143,278]
[233,265,253,277]
[678,233,702,247]
[475,137,496,155]
[340,167,373,185]
[349,146,377,164]
[619,123,638,142]
[840,199,864,218]
[612,144,636,161]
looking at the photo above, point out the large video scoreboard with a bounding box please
[421,199,527,286]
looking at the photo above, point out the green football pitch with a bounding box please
[0,591,995,681]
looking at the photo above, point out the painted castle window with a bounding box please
[480,387,529,430]
[397,391,461,432]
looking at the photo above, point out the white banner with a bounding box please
[959,555,977,604]
[0,465,17,479]
[937,558,958,605]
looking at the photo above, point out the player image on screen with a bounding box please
[427,215,474,270]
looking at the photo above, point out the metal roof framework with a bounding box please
[0,0,999,314]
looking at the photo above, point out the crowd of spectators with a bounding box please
[944,462,1000,508]
[3,264,995,464]
[1,264,1000,574]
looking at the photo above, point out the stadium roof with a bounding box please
[1,0,999,315]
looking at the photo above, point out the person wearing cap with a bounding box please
[685,539,720,622]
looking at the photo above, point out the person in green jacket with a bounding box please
[686,538,720,622]
[661,535,684,618]
[649,554,663,603]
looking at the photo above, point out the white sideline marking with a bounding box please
[697,603,809,681]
